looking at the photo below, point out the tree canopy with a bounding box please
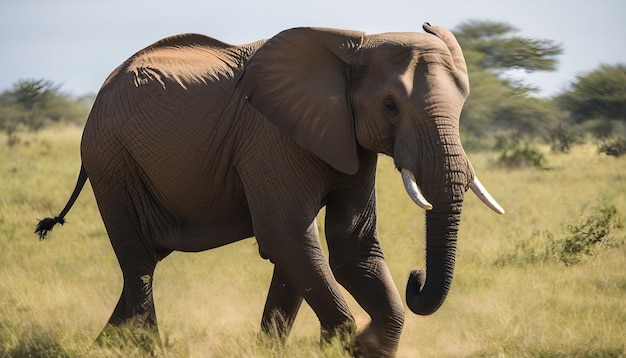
[555,64,626,138]
[0,79,92,134]
[456,20,563,73]
[557,65,626,123]
[455,20,564,140]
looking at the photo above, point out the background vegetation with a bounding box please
[1,20,625,357]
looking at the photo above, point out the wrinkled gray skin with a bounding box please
[35,23,502,357]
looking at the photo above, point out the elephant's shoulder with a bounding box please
[122,34,248,89]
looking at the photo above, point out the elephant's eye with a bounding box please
[383,97,400,121]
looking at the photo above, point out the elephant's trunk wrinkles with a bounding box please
[406,206,461,315]
[397,124,467,315]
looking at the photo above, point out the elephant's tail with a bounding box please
[35,164,88,240]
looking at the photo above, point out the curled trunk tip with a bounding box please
[406,209,461,316]
[405,270,446,315]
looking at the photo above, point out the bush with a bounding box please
[496,204,624,267]
[498,146,548,169]
[551,205,623,266]
[494,134,548,169]
[549,122,582,153]
[598,136,626,157]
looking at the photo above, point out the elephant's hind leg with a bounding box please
[98,279,159,352]
[95,233,162,353]
[106,265,158,328]
[96,219,161,350]
[89,174,163,348]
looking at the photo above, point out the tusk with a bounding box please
[401,168,433,210]
[470,177,505,214]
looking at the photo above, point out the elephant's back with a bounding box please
[83,32,260,136]
[100,33,250,92]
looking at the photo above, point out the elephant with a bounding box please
[35,23,504,357]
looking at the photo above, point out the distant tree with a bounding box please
[455,20,564,141]
[0,79,91,134]
[493,93,562,140]
[2,79,60,111]
[556,64,626,128]
[456,20,563,73]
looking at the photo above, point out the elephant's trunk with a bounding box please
[402,167,503,314]
[406,204,462,315]
[396,122,468,316]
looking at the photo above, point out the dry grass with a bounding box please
[1,127,624,357]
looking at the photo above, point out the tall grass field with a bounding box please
[1,127,624,357]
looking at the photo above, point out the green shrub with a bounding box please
[498,145,548,169]
[551,205,623,266]
[494,133,549,169]
[496,204,624,267]
[599,136,626,157]
[549,122,582,153]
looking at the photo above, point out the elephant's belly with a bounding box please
[146,156,253,251]
[160,210,255,253]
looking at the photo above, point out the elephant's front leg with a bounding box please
[260,265,303,341]
[331,254,404,357]
[255,219,356,344]
[238,160,356,345]
[325,174,404,356]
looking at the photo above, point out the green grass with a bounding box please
[1,127,625,357]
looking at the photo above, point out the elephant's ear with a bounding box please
[422,22,469,96]
[238,27,365,175]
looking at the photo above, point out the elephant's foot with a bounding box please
[95,315,162,355]
[352,323,399,358]
[320,318,356,343]
[317,319,359,356]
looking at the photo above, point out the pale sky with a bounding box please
[1,0,625,97]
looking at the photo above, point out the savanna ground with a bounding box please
[1,127,624,357]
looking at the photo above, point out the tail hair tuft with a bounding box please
[35,216,65,240]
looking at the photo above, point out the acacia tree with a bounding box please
[3,79,60,111]
[455,20,563,141]
[0,79,91,134]
[556,64,626,137]
[455,20,562,72]
[0,79,58,132]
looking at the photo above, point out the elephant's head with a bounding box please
[238,23,504,315]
